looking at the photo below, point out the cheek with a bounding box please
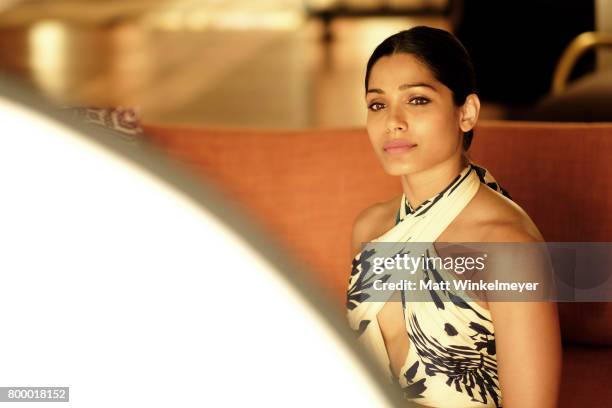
[366,119,383,148]
[416,108,455,131]
[366,112,381,130]
[412,112,462,156]
[366,130,382,157]
[417,109,461,143]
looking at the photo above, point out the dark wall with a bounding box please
[455,0,595,105]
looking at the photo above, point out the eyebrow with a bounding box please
[366,82,437,94]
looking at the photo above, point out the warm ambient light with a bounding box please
[0,80,401,406]
[143,1,305,31]
[27,20,68,100]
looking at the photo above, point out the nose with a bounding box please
[385,107,407,133]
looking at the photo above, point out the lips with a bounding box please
[383,139,417,153]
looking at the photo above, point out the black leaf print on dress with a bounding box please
[469,321,492,336]
[350,247,374,278]
[422,273,444,310]
[347,248,385,310]
[405,360,419,380]
[447,291,492,322]
[481,369,501,407]
[402,361,427,399]
[406,312,501,407]
[421,247,495,323]
[473,163,513,201]
[403,378,427,399]
[421,250,445,310]
[444,323,458,336]
[469,322,497,357]
[473,164,487,182]
[355,320,370,337]
[419,247,493,323]
[487,341,496,355]
[347,245,412,311]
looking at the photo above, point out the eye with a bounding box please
[367,102,385,111]
[409,97,430,105]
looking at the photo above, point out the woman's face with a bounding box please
[365,52,465,176]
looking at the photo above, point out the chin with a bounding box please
[381,161,423,176]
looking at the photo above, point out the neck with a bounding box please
[400,155,469,210]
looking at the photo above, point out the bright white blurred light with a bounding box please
[0,95,391,407]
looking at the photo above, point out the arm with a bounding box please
[489,300,561,407]
[485,227,562,408]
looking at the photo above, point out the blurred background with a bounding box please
[2,5,611,405]
[0,0,610,128]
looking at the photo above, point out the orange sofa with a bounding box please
[143,120,612,407]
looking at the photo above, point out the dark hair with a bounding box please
[365,26,477,150]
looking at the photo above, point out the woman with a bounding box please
[346,26,561,407]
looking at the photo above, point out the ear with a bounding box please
[459,93,480,133]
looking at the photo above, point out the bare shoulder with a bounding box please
[350,194,401,258]
[462,184,544,243]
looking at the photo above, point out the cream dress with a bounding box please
[347,164,509,408]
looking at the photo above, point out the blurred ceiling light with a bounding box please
[145,10,304,31]
[306,0,337,11]
[210,10,303,30]
[143,0,305,31]
[27,20,68,100]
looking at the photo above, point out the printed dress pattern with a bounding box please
[347,163,511,408]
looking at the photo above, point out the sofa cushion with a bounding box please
[559,345,612,407]
[468,121,612,242]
